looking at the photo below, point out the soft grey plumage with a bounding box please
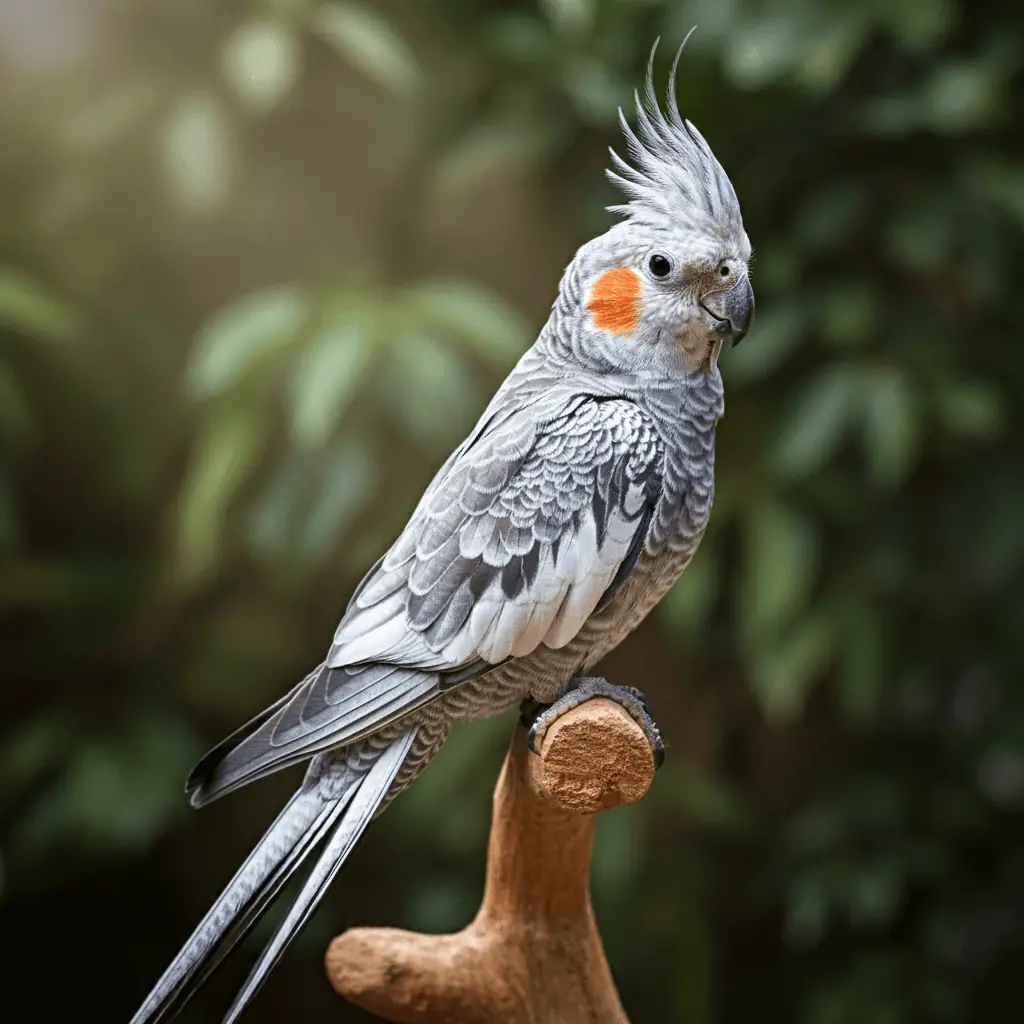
[132,39,754,1024]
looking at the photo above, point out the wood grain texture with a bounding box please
[325,697,656,1023]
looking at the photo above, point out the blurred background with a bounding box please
[1,0,1023,1020]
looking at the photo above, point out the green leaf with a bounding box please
[0,714,75,790]
[312,2,420,98]
[794,184,870,253]
[248,439,376,563]
[187,286,309,398]
[657,762,750,833]
[161,91,234,213]
[592,804,644,894]
[659,545,720,637]
[540,0,593,35]
[752,239,803,293]
[564,61,627,124]
[795,15,867,93]
[405,280,530,368]
[384,330,481,446]
[750,613,834,721]
[386,710,512,842]
[64,82,159,152]
[774,365,862,478]
[861,367,919,487]
[847,859,904,930]
[683,0,743,45]
[972,159,1024,229]
[723,302,805,384]
[740,500,820,640]
[288,321,374,447]
[487,13,554,63]
[821,282,878,348]
[11,714,200,860]
[175,406,270,583]
[836,602,885,724]
[887,211,953,275]
[0,360,32,444]
[0,471,20,554]
[785,873,830,945]
[924,58,1003,133]
[724,13,807,88]
[433,120,558,196]
[221,18,303,114]
[247,452,310,560]
[406,876,479,934]
[860,91,925,136]
[937,382,1004,439]
[0,267,78,342]
[297,439,376,560]
[885,0,955,49]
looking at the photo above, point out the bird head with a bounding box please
[567,39,754,378]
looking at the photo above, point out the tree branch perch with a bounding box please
[326,696,656,1023]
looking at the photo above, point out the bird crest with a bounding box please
[607,33,743,235]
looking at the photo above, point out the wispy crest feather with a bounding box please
[607,33,742,232]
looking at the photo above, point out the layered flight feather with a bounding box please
[188,394,664,805]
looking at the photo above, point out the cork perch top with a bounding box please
[527,696,656,813]
[326,696,656,1024]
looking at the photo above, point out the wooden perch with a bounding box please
[326,696,656,1023]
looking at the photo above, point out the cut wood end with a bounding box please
[326,928,440,1016]
[326,926,501,1024]
[528,697,656,813]
[326,928,404,1001]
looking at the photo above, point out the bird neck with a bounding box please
[535,287,725,424]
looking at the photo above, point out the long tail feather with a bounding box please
[221,728,417,1023]
[149,799,347,1018]
[130,764,360,1024]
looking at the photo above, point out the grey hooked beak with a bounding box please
[701,276,755,347]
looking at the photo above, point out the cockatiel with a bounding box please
[132,40,754,1024]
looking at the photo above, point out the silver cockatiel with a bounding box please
[132,42,754,1024]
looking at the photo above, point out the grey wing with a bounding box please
[189,397,664,804]
[331,396,664,668]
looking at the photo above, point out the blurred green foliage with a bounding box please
[1,0,1023,1021]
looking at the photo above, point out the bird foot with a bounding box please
[521,677,665,770]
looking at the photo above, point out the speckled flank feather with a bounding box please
[132,34,748,1024]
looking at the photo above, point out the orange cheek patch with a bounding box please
[587,267,641,335]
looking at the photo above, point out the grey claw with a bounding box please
[524,676,665,771]
[527,724,542,755]
[626,686,651,715]
[653,737,665,770]
[519,698,543,731]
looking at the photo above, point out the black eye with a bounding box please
[648,254,672,278]
[719,263,731,278]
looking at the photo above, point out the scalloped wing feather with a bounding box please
[329,396,663,672]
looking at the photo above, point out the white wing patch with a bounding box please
[326,398,662,674]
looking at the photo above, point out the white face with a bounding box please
[574,220,754,377]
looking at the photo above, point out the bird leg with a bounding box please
[523,676,665,769]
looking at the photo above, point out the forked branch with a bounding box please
[326,696,656,1023]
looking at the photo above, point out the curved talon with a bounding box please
[626,687,651,716]
[526,723,544,756]
[519,698,544,731]
[652,737,665,771]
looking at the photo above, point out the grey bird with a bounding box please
[131,40,754,1024]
